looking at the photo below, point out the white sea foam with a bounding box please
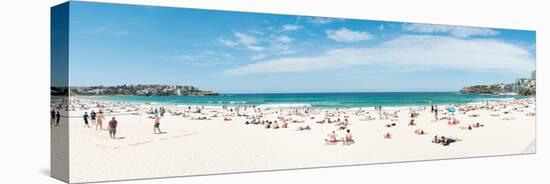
[257,103,312,109]
[175,104,224,109]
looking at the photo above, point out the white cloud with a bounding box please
[177,54,198,61]
[249,29,265,35]
[203,50,216,55]
[307,17,336,25]
[218,32,265,51]
[282,24,303,31]
[250,54,267,60]
[268,42,294,55]
[222,53,234,59]
[325,28,373,43]
[275,35,293,44]
[234,32,259,45]
[218,38,238,47]
[245,45,266,52]
[402,23,499,38]
[224,35,534,76]
[219,32,295,55]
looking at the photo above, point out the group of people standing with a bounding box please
[81,110,162,139]
[81,110,119,138]
[82,110,106,130]
[50,110,61,127]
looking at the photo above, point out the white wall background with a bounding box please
[0,0,547,183]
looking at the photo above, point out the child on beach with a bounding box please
[153,115,161,134]
[108,117,118,139]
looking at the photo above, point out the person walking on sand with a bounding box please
[90,110,97,125]
[83,112,90,128]
[434,107,439,121]
[55,111,61,127]
[153,115,161,134]
[108,117,118,139]
[96,111,105,130]
[50,110,56,128]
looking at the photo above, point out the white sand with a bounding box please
[55,98,535,183]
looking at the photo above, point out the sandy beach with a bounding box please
[52,98,535,183]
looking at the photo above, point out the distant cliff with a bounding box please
[459,85,501,94]
[460,84,535,96]
[68,84,219,96]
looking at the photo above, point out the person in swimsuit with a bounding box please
[108,117,118,139]
[409,119,416,126]
[325,131,337,142]
[90,110,97,125]
[153,115,161,134]
[434,108,439,121]
[345,129,354,142]
[96,111,105,130]
[83,112,90,128]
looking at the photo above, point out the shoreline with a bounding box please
[67,95,535,112]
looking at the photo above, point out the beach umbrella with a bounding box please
[448,106,456,113]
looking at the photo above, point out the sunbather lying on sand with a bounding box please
[432,135,459,146]
[472,122,484,128]
[448,118,460,125]
[296,125,311,131]
[359,116,375,121]
[191,116,211,120]
[414,129,427,135]
[462,122,485,130]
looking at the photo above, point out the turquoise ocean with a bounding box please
[81,92,529,109]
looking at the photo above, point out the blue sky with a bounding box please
[66,1,536,93]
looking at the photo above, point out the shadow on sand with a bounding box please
[40,168,50,176]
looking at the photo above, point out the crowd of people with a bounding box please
[52,98,535,146]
